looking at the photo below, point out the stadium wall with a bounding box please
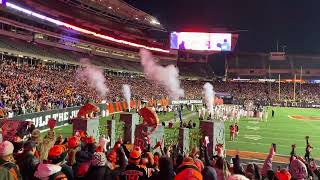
[0,103,107,130]
[0,100,143,130]
[0,99,204,130]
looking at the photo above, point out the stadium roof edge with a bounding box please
[4,2,170,53]
[62,0,165,31]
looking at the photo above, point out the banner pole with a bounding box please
[278,74,281,100]
[293,74,296,101]
[300,66,302,101]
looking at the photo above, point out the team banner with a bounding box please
[0,100,141,130]
[0,103,106,130]
[171,99,203,105]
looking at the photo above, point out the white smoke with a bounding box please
[139,49,184,100]
[78,59,108,98]
[122,84,131,111]
[203,82,215,113]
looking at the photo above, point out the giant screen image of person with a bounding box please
[179,41,186,50]
[217,39,231,51]
[170,32,178,49]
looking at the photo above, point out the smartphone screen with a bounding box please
[272,143,277,152]
[205,136,209,144]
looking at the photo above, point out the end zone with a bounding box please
[288,115,320,120]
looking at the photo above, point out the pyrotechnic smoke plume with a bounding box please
[78,59,108,98]
[122,84,131,111]
[203,82,215,113]
[139,49,184,100]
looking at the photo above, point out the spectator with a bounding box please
[152,157,175,180]
[232,155,244,175]
[261,145,275,178]
[85,152,108,180]
[105,148,127,179]
[39,129,56,161]
[202,166,217,180]
[275,169,291,180]
[0,140,22,180]
[34,163,67,180]
[48,145,74,180]
[122,149,148,179]
[227,174,249,180]
[15,141,40,180]
[174,157,202,180]
[12,132,24,155]
[289,157,308,180]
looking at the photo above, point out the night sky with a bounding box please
[125,0,320,54]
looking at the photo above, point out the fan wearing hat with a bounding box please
[104,145,128,179]
[38,129,56,161]
[0,141,22,180]
[48,145,74,180]
[15,141,40,180]
[67,136,93,179]
[122,149,147,180]
[67,136,81,167]
[77,136,96,165]
[275,169,291,180]
[175,157,203,180]
[30,129,41,159]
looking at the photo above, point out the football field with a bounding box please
[225,107,320,159]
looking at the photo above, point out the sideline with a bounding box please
[226,149,319,163]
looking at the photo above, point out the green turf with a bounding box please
[224,107,320,158]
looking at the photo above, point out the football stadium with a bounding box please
[0,0,319,179]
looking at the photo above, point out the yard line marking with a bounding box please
[244,134,262,141]
[239,126,320,133]
[246,131,320,139]
[248,121,260,124]
[246,126,260,130]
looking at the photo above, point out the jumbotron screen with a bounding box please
[170,32,232,51]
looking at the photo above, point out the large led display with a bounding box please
[170,32,232,51]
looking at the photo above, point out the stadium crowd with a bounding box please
[1,58,320,118]
[0,126,319,180]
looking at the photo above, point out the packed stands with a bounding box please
[227,52,320,79]
[177,62,215,78]
[0,35,144,72]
